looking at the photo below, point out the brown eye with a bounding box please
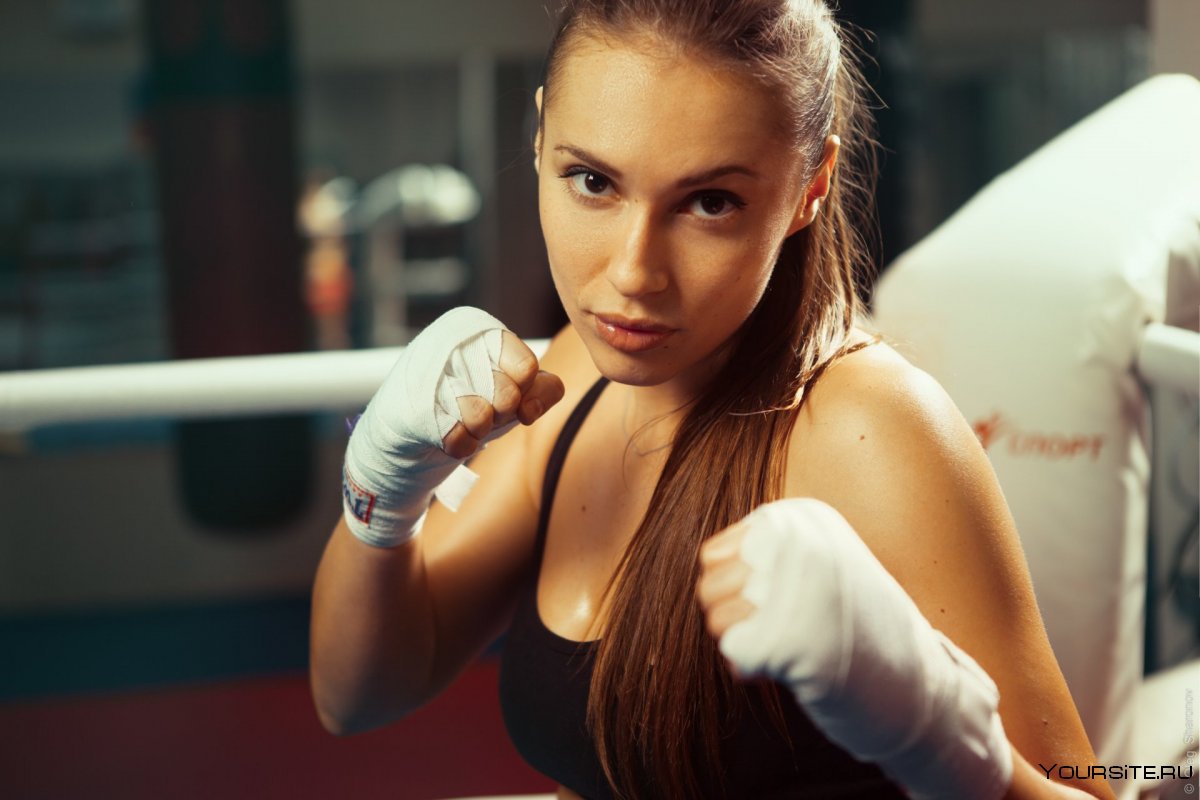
[699,194,728,216]
[580,172,609,194]
[560,168,614,200]
[559,166,614,201]
[690,191,745,220]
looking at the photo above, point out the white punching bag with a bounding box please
[872,74,1200,800]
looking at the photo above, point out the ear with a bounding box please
[533,86,544,176]
[787,135,840,236]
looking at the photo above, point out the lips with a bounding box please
[593,312,676,353]
[595,313,673,333]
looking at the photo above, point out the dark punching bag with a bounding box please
[144,0,312,530]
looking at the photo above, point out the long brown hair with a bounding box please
[537,2,880,796]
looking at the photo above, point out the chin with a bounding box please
[584,344,675,387]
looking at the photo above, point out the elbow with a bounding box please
[312,696,379,737]
[309,680,418,737]
[315,704,372,737]
[309,676,369,737]
[310,685,357,736]
[315,705,417,738]
[315,705,352,737]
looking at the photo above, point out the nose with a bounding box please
[606,208,670,297]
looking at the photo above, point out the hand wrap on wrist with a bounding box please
[342,307,516,547]
[719,498,1013,800]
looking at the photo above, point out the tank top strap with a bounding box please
[535,376,610,556]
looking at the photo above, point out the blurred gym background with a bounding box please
[0,1,1195,798]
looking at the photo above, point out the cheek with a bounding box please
[736,228,787,297]
[688,240,776,312]
[541,196,608,287]
[539,189,577,285]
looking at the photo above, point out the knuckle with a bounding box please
[512,351,538,383]
[457,395,493,434]
[493,378,521,413]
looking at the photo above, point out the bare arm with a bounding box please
[309,325,568,736]
[309,420,539,735]
[310,516,434,734]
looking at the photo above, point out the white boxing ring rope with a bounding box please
[0,326,1194,431]
[0,339,551,431]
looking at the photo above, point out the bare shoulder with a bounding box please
[785,333,1019,609]
[793,330,959,452]
[788,330,988,501]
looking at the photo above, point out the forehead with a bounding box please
[544,33,797,174]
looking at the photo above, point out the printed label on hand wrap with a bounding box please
[342,466,377,525]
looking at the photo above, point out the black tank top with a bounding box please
[498,377,906,799]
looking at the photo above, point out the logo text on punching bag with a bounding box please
[972,412,1106,461]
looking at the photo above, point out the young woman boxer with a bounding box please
[311,1,1113,797]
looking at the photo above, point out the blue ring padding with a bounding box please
[0,594,312,702]
[25,419,173,452]
[19,412,350,455]
[0,593,508,702]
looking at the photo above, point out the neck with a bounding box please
[616,317,753,456]
[622,384,688,458]
[620,337,733,457]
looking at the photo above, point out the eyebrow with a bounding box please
[553,144,761,188]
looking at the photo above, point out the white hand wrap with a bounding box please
[342,306,516,548]
[719,498,1013,800]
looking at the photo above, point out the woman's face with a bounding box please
[536,33,821,392]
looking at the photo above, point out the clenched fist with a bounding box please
[343,307,563,547]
